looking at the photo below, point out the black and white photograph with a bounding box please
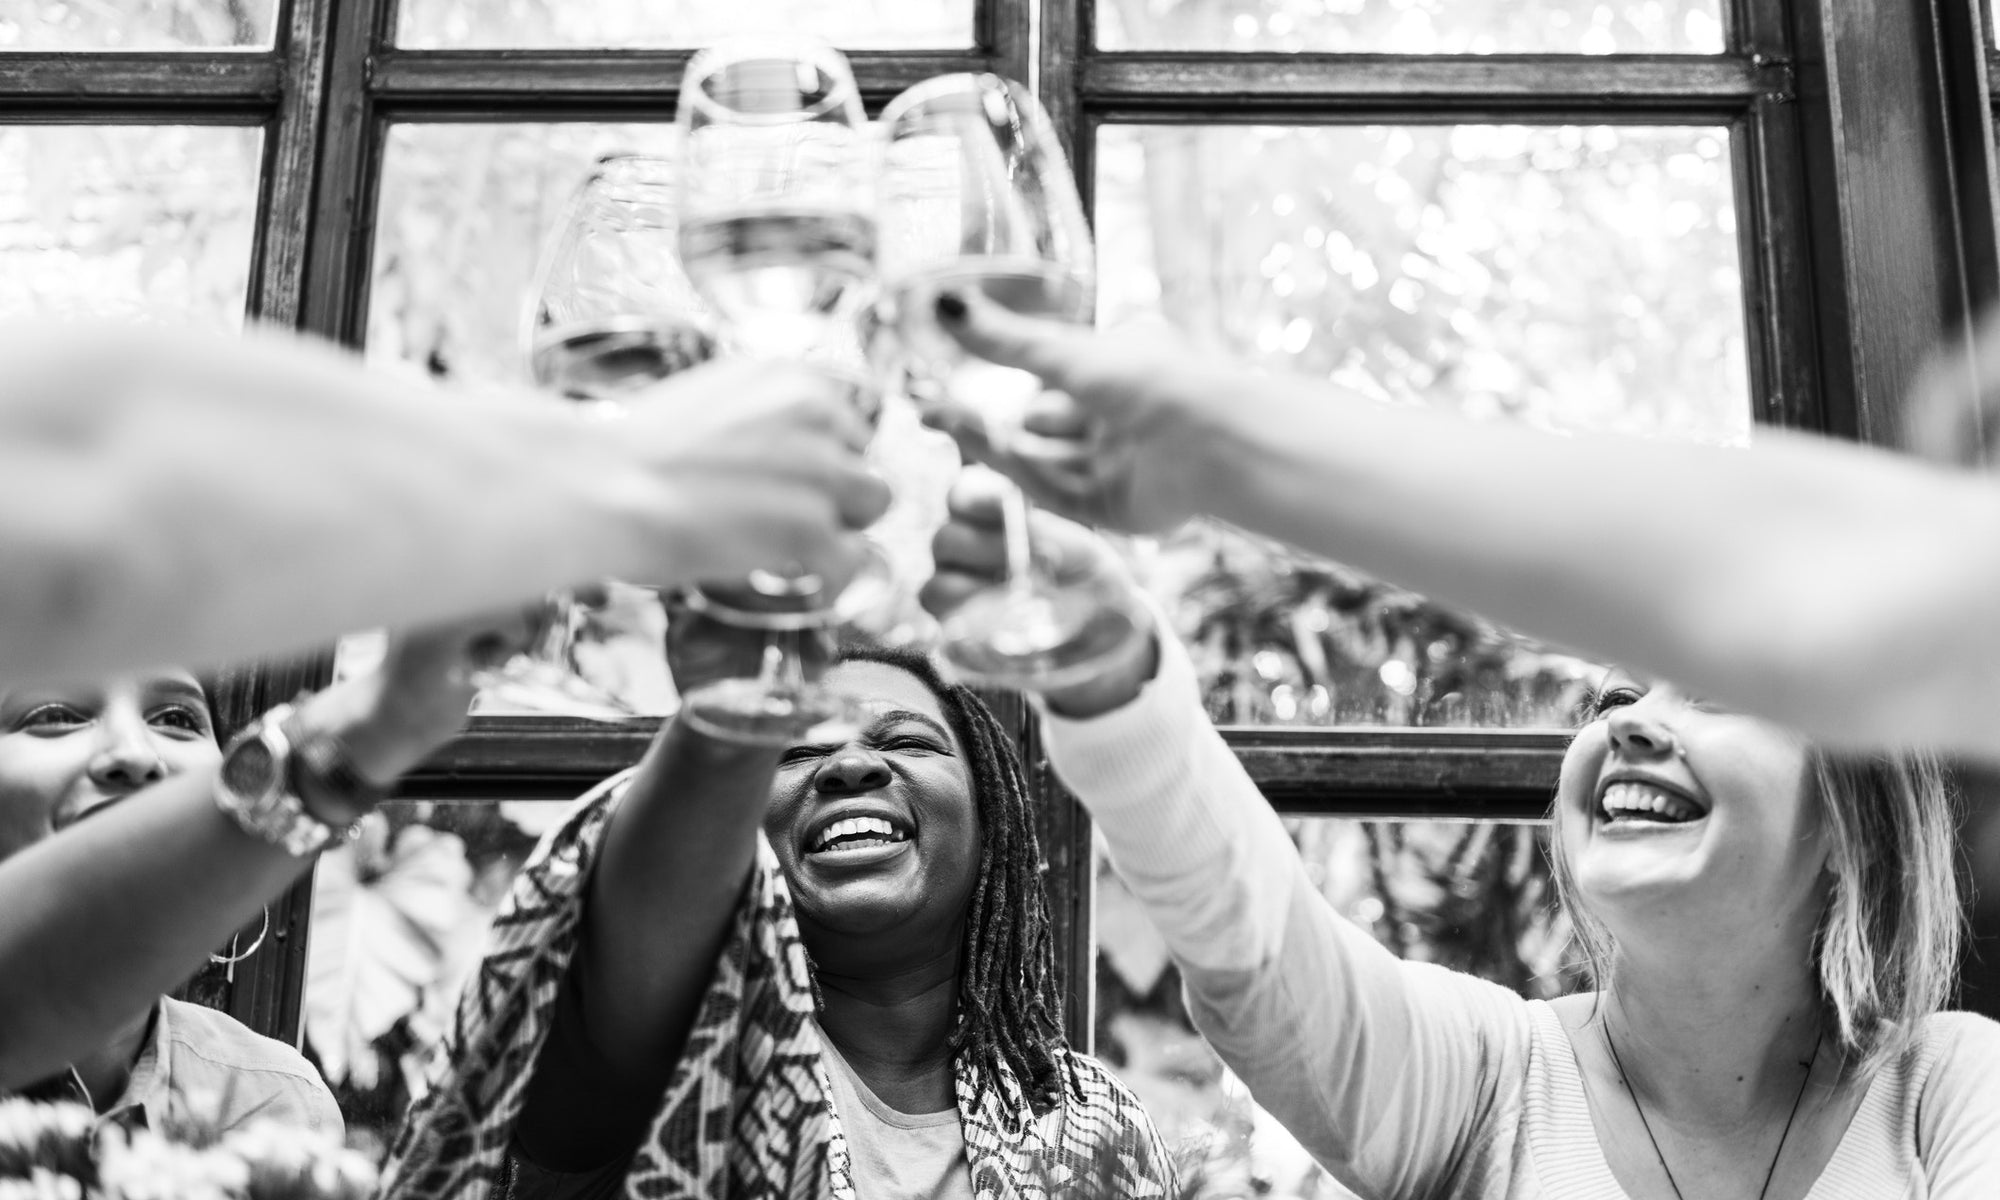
[2,1,1999,1196]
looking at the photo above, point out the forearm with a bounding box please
[510,723,771,1169]
[1194,382,2000,753]
[0,650,460,1087]
[1041,629,1301,972]
[549,724,771,1085]
[0,768,302,1086]
[0,323,667,685]
[1042,628,1523,1194]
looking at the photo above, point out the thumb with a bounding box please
[934,288,1090,392]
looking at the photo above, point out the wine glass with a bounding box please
[473,152,721,719]
[875,73,1147,689]
[672,35,895,743]
[677,34,877,354]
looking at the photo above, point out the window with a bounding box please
[6,0,1996,1174]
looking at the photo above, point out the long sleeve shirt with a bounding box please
[1039,630,2000,1199]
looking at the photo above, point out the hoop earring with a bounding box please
[209,905,271,968]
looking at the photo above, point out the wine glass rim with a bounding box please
[680,36,864,128]
[879,71,1029,127]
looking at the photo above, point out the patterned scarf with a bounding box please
[382,771,1174,1200]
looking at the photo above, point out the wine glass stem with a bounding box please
[757,633,806,695]
[1000,481,1039,602]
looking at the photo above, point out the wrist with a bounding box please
[1043,626,1161,720]
[1169,368,1304,532]
[288,673,459,814]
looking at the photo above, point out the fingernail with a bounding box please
[935,292,968,324]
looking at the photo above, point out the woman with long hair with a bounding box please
[925,496,2000,1197]
[385,619,1172,1199]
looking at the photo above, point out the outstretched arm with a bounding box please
[511,612,797,1174]
[932,295,2000,758]
[0,617,494,1086]
[0,320,886,686]
[924,493,1529,1198]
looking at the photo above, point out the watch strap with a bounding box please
[280,707,385,833]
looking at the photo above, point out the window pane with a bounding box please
[397,0,969,50]
[0,0,276,49]
[1095,817,1566,1196]
[1098,124,1748,727]
[1098,0,1723,54]
[0,125,262,327]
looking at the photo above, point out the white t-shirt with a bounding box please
[815,1029,976,1200]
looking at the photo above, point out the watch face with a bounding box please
[221,733,280,800]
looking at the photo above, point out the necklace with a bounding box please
[1602,1021,1821,1200]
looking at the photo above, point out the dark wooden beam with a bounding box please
[298,0,392,346]
[0,52,280,116]
[398,719,1567,814]
[1787,0,1996,443]
[367,49,992,116]
[1230,728,1565,819]
[1079,53,1788,120]
[1940,0,2000,318]
[984,0,1033,85]
[246,0,337,327]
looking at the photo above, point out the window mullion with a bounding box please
[297,0,395,347]
[247,0,339,327]
[984,0,1032,85]
[1787,0,1996,443]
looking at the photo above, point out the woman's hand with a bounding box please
[921,475,1159,718]
[662,595,837,710]
[297,610,538,803]
[923,292,1267,536]
[620,359,893,587]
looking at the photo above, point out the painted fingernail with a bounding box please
[935,292,969,324]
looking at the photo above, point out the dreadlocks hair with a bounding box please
[834,642,1082,1114]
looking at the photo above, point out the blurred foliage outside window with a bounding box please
[395,0,967,48]
[0,0,273,48]
[1098,122,1748,730]
[0,125,261,327]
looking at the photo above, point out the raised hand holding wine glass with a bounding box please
[477,153,724,718]
[876,73,1146,689]
[672,35,896,743]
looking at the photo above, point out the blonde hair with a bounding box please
[1550,748,1962,1069]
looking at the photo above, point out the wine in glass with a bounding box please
[476,152,721,718]
[672,35,895,743]
[876,73,1146,689]
[678,34,878,353]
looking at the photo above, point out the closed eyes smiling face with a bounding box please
[762,660,982,948]
[1555,667,1826,942]
[0,670,221,861]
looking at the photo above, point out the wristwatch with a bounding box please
[215,702,375,856]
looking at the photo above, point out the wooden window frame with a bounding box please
[6,0,1997,1049]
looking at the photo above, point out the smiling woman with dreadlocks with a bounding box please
[382,609,1172,1200]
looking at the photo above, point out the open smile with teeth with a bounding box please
[1598,781,1705,826]
[810,816,912,856]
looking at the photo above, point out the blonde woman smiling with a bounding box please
[925,493,2000,1199]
